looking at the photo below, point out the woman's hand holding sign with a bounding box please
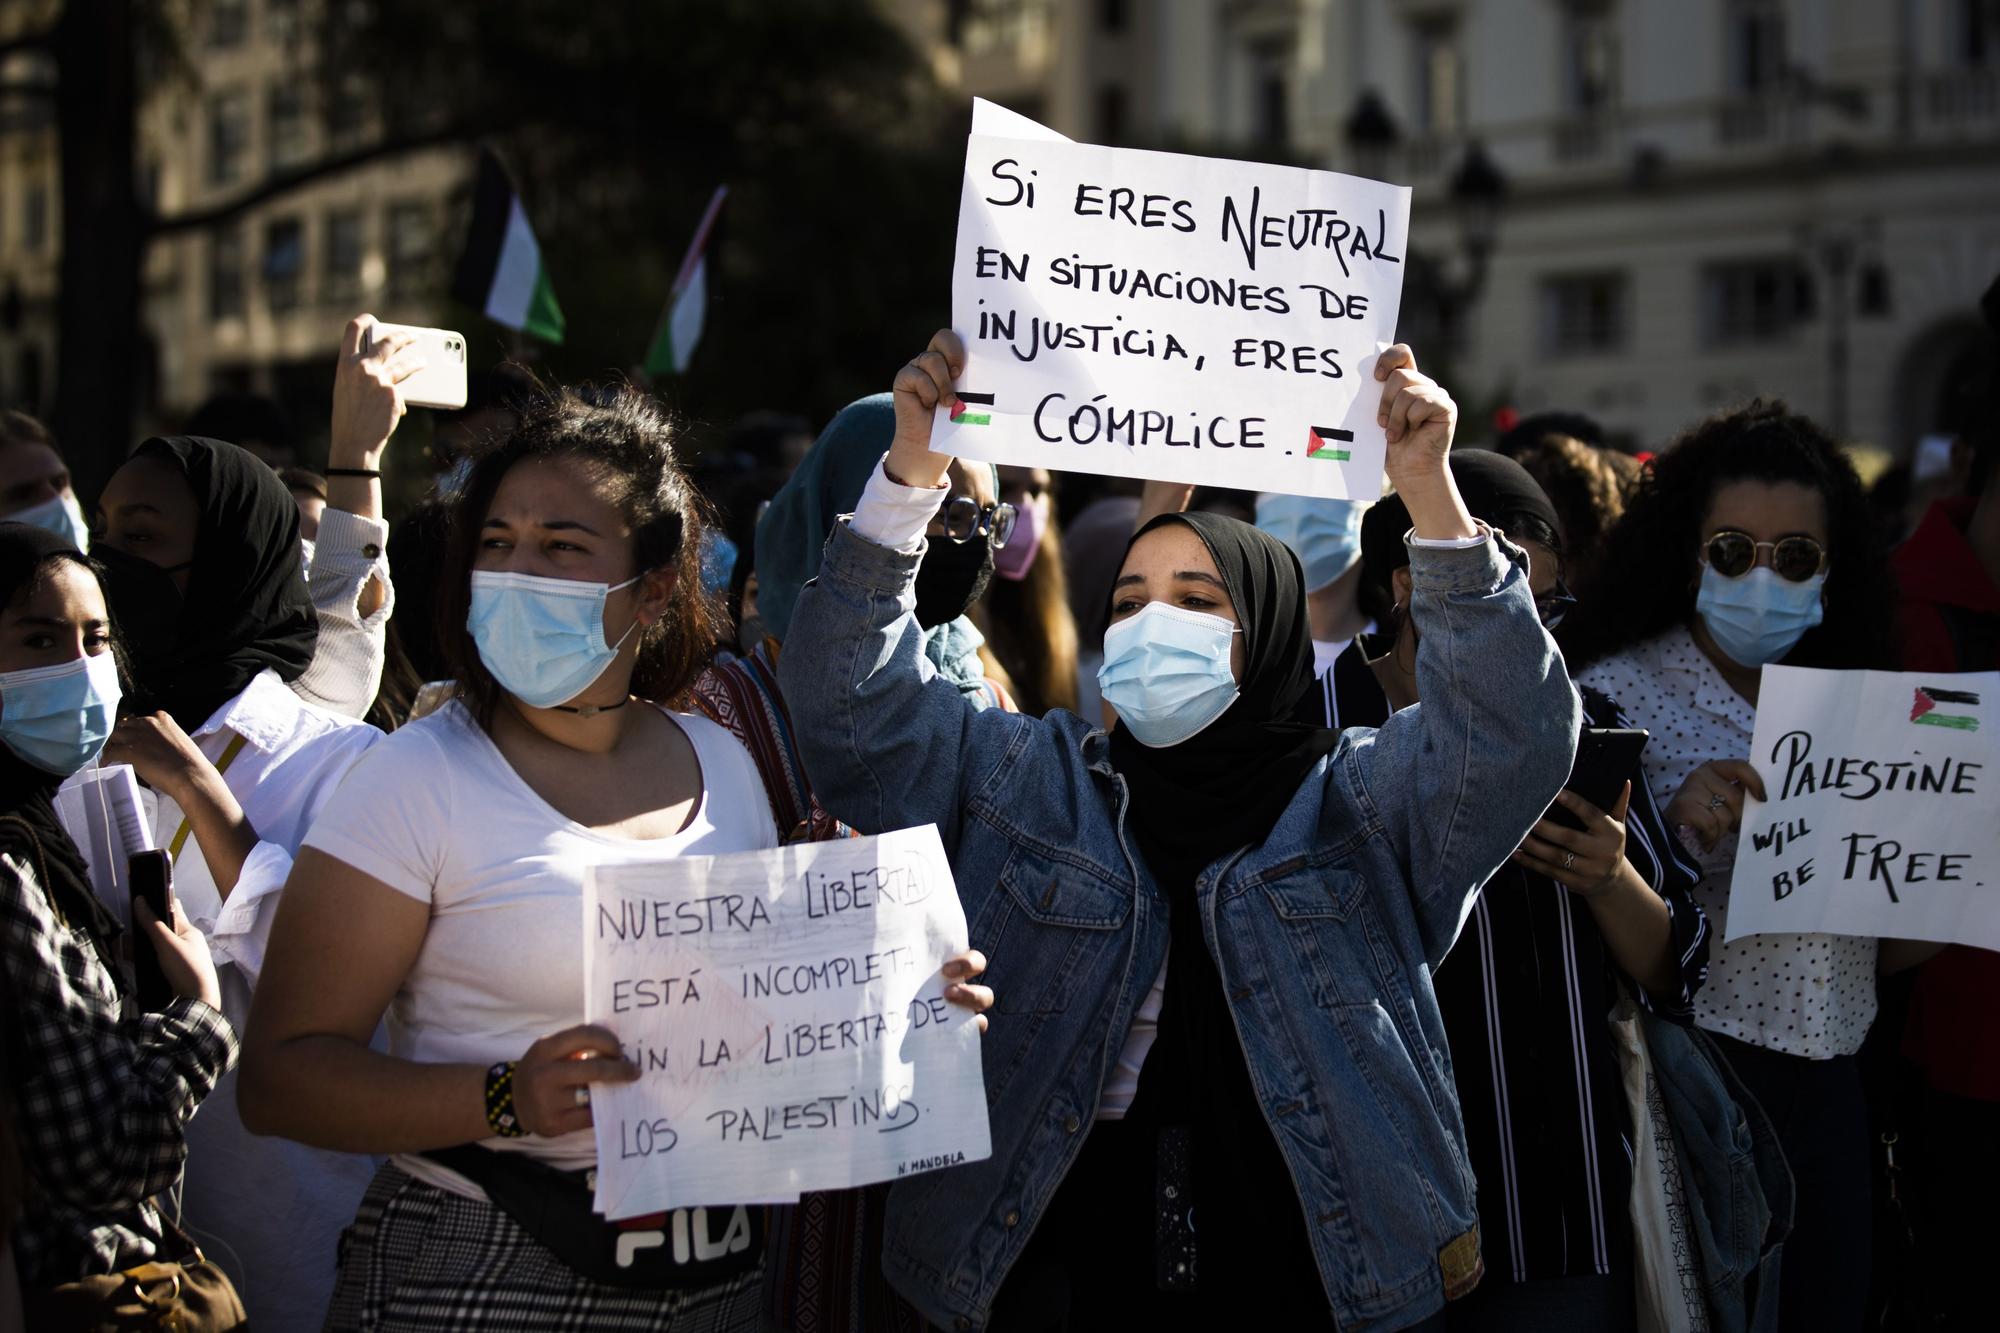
[1374,344,1477,544]
[887,330,969,492]
[1667,758,1767,853]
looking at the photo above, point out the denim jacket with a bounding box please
[779,520,1581,1332]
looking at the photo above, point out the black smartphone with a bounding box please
[1548,727,1649,831]
[128,849,176,1011]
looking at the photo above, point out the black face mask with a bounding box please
[913,534,995,629]
[93,544,187,673]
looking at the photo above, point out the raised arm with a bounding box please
[1347,347,1579,962]
[777,332,1032,850]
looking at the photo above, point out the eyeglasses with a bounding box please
[934,496,1018,550]
[1535,579,1577,630]
[1701,530,1828,583]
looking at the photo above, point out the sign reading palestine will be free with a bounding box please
[932,99,1414,501]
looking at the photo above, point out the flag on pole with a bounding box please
[452,148,566,344]
[644,186,729,376]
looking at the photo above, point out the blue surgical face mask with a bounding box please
[1254,493,1367,592]
[1696,565,1826,668]
[0,651,123,776]
[1097,601,1241,747]
[468,570,644,709]
[10,492,91,553]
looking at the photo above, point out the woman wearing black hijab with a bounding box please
[0,522,239,1318]
[90,437,384,1329]
[776,332,1580,1330]
[1332,451,1710,1332]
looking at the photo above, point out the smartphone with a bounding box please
[128,849,176,1011]
[1548,727,1649,831]
[363,318,469,410]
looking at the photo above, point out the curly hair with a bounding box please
[1512,433,1640,586]
[440,382,723,726]
[1562,399,1895,671]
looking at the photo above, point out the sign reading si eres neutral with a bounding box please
[1725,667,2000,949]
[584,826,991,1220]
[931,99,1412,500]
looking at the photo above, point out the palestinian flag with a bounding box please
[451,149,565,343]
[1306,425,1353,462]
[1910,685,1980,731]
[950,391,994,426]
[645,186,729,376]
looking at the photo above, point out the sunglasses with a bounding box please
[1535,579,1577,629]
[1701,530,1828,583]
[934,496,1018,550]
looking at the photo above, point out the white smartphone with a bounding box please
[363,318,469,410]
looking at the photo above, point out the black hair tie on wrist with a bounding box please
[323,467,383,479]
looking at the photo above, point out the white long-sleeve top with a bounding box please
[295,507,393,719]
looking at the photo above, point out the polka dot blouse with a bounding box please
[1580,626,1879,1059]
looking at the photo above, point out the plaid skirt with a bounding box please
[324,1163,766,1332]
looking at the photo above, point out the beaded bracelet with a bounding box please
[485,1060,528,1138]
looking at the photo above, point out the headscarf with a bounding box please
[1108,510,1339,883]
[1361,447,1562,590]
[103,437,317,730]
[0,523,124,973]
[755,395,997,692]
[1109,510,1340,1301]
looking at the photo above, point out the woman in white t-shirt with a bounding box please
[240,387,992,1331]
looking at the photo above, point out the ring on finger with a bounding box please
[573,1086,591,1109]
[1561,850,1577,870]
[1706,793,1728,811]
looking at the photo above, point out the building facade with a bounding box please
[902,0,2000,455]
[0,0,465,439]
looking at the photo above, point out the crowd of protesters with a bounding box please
[0,263,1995,1333]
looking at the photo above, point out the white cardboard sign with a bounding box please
[1725,667,1999,949]
[585,825,991,1219]
[932,99,1411,500]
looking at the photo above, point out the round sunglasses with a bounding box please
[934,495,1017,550]
[1700,529,1828,583]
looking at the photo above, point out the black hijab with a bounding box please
[100,436,317,730]
[1110,512,1340,1303]
[0,523,124,972]
[1108,510,1339,885]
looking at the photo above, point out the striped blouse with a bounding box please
[1323,644,1711,1283]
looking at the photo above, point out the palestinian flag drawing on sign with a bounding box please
[1307,425,1353,462]
[1910,685,1980,731]
[951,391,994,426]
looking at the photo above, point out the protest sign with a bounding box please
[1726,667,1999,949]
[584,825,990,1220]
[931,98,1411,500]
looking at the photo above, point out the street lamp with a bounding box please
[1449,140,1507,290]
[1343,89,1400,182]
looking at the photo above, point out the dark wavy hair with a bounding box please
[1562,399,1895,671]
[441,383,722,726]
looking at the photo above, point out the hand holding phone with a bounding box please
[362,318,469,410]
[128,851,219,1010]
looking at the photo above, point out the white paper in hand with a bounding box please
[585,825,991,1219]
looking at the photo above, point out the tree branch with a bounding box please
[145,126,474,237]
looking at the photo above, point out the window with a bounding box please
[268,84,309,172]
[1098,82,1128,142]
[386,202,432,297]
[1955,0,2000,66]
[1413,18,1463,135]
[325,72,369,146]
[323,208,364,303]
[1539,272,1630,357]
[267,0,303,44]
[1256,68,1290,147]
[1561,2,1619,115]
[207,91,251,187]
[1726,0,1785,96]
[1701,259,1811,346]
[210,225,246,319]
[264,217,304,313]
[209,0,249,49]
[22,182,47,253]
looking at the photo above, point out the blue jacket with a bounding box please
[779,520,1580,1331]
